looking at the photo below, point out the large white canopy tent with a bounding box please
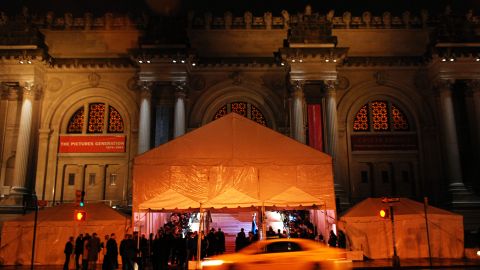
[338,198,464,259]
[133,113,337,234]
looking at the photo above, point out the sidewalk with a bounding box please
[0,259,479,270]
[352,258,480,269]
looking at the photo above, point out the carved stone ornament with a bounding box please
[230,71,242,85]
[189,75,206,91]
[48,77,62,92]
[374,71,387,85]
[336,75,350,90]
[127,76,139,91]
[88,73,101,87]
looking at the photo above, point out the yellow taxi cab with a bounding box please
[201,238,351,270]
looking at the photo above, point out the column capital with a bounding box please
[433,79,455,92]
[0,85,9,100]
[139,82,152,99]
[323,80,337,95]
[290,80,305,98]
[20,83,43,100]
[466,79,480,94]
[172,80,187,98]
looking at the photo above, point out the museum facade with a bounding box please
[0,3,479,228]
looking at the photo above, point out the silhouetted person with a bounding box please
[88,233,101,270]
[216,228,225,254]
[328,230,337,247]
[235,228,246,251]
[105,233,118,270]
[82,234,91,270]
[75,234,84,270]
[64,236,74,270]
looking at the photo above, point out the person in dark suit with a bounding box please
[105,233,119,270]
[64,236,74,270]
[74,234,84,270]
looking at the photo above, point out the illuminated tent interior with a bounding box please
[133,113,336,236]
[338,198,464,259]
[0,203,130,265]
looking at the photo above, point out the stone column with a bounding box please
[35,128,52,198]
[291,80,306,143]
[323,80,348,210]
[138,83,152,154]
[173,81,187,138]
[467,80,480,155]
[437,80,465,191]
[0,85,9,183]
[11,84,35,194]
[324,80,338,158]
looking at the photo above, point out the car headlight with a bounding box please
[201,260,224,267]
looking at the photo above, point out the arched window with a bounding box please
[67,103,124,134]
[213,102,267,126]
[351,100,416,151]
[353,100,410,132]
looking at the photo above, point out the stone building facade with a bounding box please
[0,3,479,229]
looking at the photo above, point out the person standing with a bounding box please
[82,234,91,270]
[75,234,84,270]
[64,236,75,270]
[106,233,119,270]
[88,233,101,270]
[216,228,225,254]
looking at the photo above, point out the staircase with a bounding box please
[209,212,255,253]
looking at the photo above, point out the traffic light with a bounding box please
[379,208,390,219]
[80,191,85,207]
[75,210,87,221]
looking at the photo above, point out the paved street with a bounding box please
[1,258,480,270]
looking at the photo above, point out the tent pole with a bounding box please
[424,197,432,268]
[324,204,328,243]
[261,204,266,240]
[196,205,203,270]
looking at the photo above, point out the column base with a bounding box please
[448,182,480,208]
[334,183,350,213]
[0,186,31,208]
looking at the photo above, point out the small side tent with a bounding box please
[338,198,464,259]
[0,203,130,265]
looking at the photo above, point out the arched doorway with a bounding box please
[348,99,419,202]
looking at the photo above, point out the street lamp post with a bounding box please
[30,192,38,270]
[390,205,400,269]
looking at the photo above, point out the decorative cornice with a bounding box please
[48,58,134,69]
[342,56,426,67]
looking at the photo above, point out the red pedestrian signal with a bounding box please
[379,208,390,219]
[75,210,86,221]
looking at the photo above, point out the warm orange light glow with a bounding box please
[379,209,388,218]
[75,210,86,221]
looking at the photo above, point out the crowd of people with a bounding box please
[63,232,118,270]
[63,226,226,270]
[63,212,346,270]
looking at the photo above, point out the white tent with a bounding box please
[133,113,336,212]
[338,198,464,259]
[0,203,130,265]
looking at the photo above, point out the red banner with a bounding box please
[59,135,126,153]
[307,104,323,151]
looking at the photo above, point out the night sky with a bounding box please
[2,0,479,17]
